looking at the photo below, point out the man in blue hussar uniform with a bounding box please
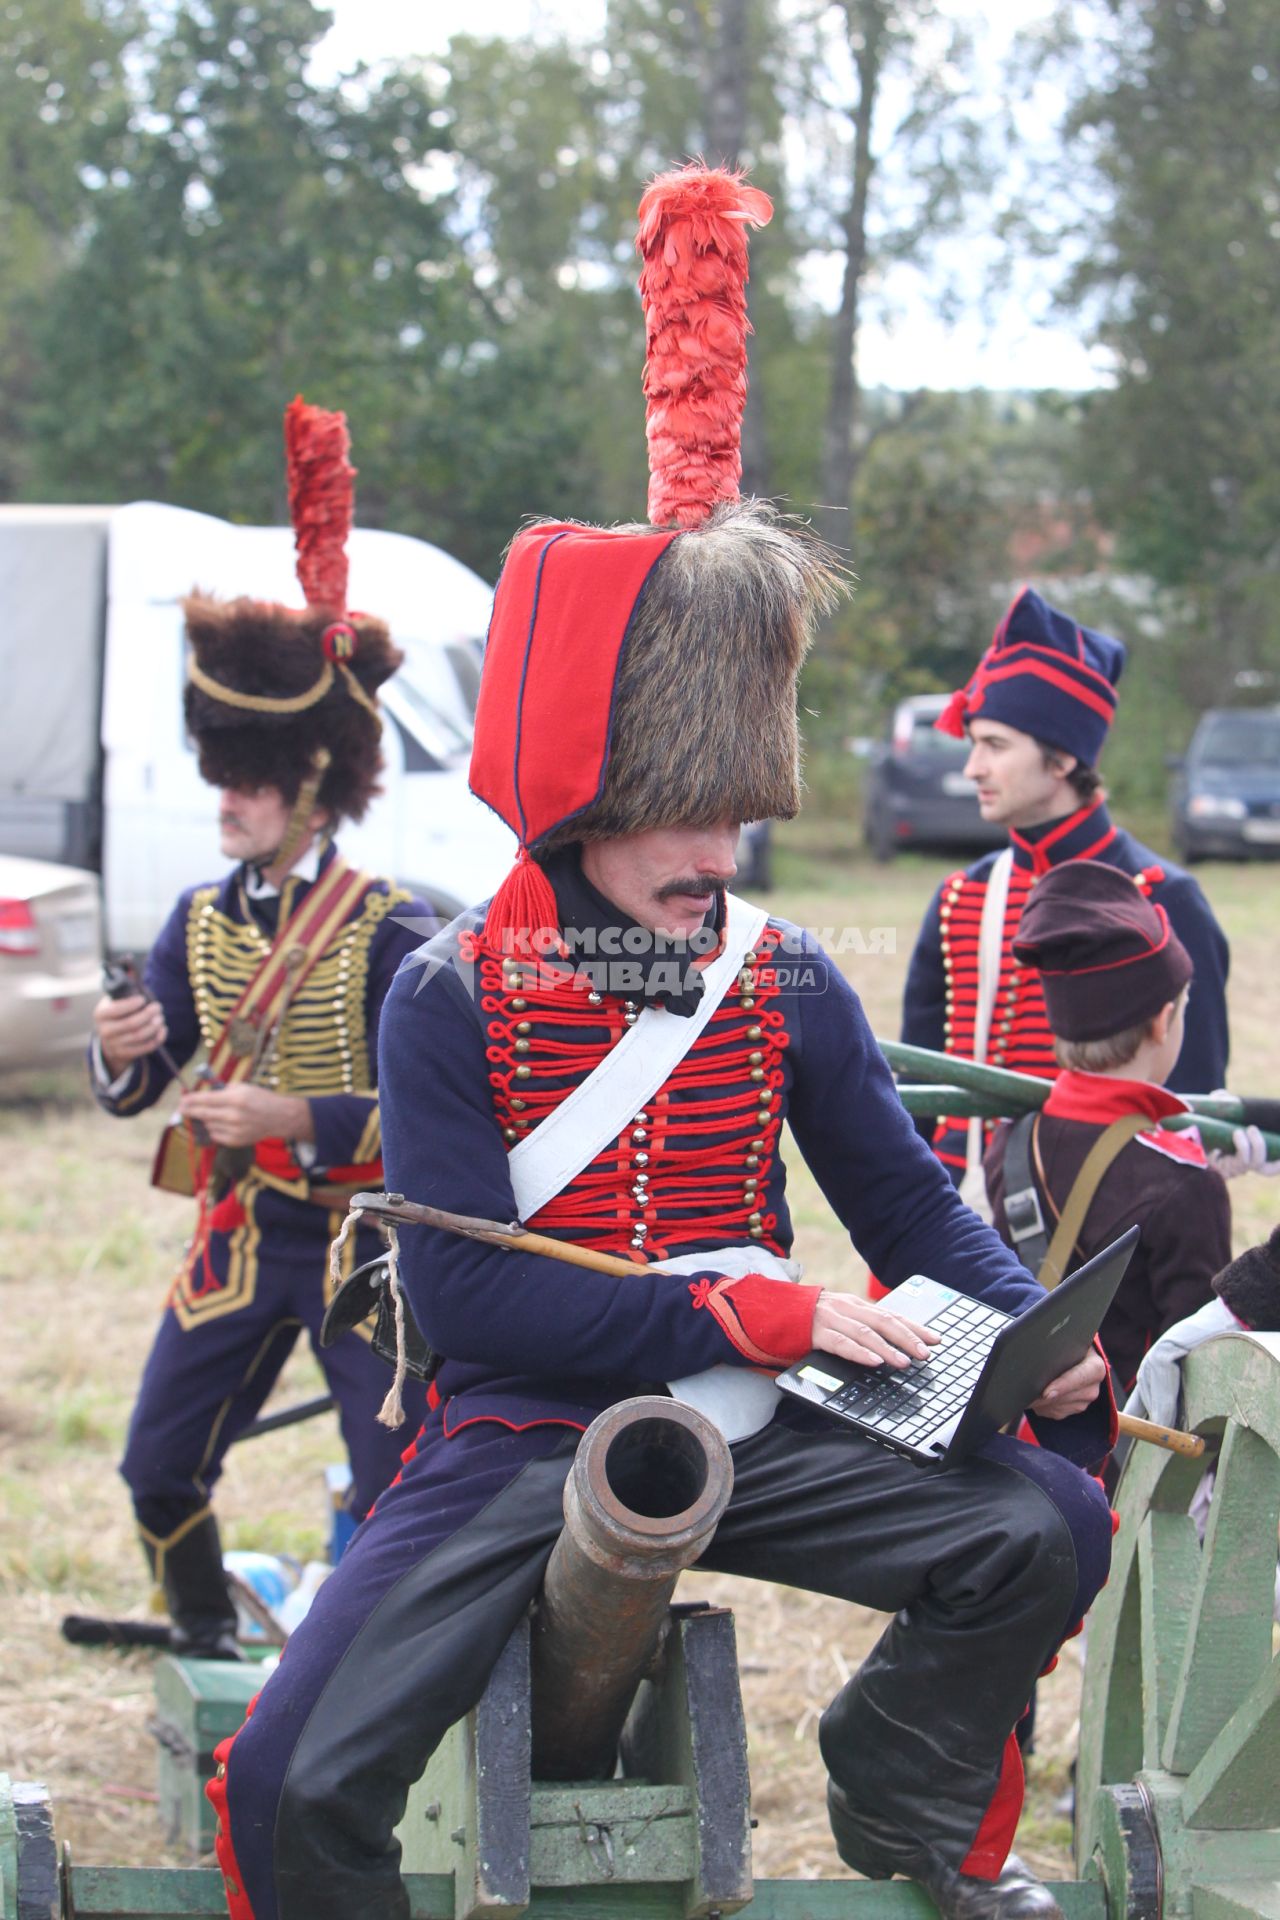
[90,399,431,1659]
[210,168,1117,1920]
[901,588,1231,1192]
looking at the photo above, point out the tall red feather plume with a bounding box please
[284,394,356,611]
[636,162,773,529]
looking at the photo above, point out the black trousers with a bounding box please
[218,1405,1111,1920]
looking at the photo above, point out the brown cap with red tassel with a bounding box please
[469,163,843,952]
[182,396,403,824]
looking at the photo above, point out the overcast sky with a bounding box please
[313,0,1107,392]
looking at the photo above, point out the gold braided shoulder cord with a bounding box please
[336,663,382,722]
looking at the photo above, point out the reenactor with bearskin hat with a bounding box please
[89,400,431,1659]
[209,167,1117,1920]
[900,589,1232,1207]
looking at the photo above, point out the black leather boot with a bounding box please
[141,1508,243,1660]
[827,1782,1063,1920]
[923,1857,1065,1920]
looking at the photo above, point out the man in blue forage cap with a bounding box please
[901,587,1231,1205]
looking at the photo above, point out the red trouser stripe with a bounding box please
[961,1729,1025,1878]
[208,1706,261,1919]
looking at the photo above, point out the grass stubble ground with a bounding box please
[0,836,1274,1886]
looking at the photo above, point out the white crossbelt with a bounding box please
[504,892,799,1442]
[958,847,1013,1223]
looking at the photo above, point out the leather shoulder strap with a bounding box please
[1037,1113,1147,1291]
[206,858,371,1082]
[1001,1112,1049,1275]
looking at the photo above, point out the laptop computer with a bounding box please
[775,1227,1138,1469]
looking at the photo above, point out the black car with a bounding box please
[1169,706,1280,862]
[862,693,1006,862]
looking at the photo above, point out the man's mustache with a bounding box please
[655,875,733,902]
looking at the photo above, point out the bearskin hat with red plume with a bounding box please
[470,163,844,947]
[182,398,402,823]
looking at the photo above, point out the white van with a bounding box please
[1,502,515,952]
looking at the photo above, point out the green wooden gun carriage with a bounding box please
[5,1046,1278,1920]
[5,1333,1279,1920]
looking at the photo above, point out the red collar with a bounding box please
[1044,1071,1207,1165]
[1009,798,1117,876]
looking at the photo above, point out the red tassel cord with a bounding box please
[935,683,972,738]
[479,847,566,958]
[636,163,773,529]
[284,394,356,613]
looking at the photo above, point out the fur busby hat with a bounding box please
[1012,860,1193,1041]
[937,586,1126,768]
[183,398,402,824]
[1212,1226,1280,1332]
[469,164,843,946]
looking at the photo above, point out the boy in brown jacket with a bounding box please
[985,859,1231,1401]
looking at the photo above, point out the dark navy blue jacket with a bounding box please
[379,909,1112,1465]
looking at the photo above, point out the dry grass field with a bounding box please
[1,834,1275,1887]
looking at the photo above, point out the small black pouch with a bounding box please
[321,1253,441,1383]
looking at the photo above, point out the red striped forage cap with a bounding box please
[937,586,1125,768]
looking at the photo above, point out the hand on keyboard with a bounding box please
[811,1291,941,1370]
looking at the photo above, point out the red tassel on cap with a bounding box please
[480,846,565,958]
[935,685,971,739]
[285,394,356,612]
[637,163,772,529]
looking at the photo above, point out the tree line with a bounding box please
[2,0,1276,787]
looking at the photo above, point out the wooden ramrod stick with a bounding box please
[349,1193,1204,1459]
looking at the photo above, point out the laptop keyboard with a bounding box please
[827,1294,1010,1447]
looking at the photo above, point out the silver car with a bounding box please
[0,854,103,1072]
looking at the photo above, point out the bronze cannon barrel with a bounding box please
[529,1394,734,1781]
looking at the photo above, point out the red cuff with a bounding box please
[691,1273,821,1366]
[1095,1333,1119,1451]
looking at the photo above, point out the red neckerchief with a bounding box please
[1044,1070,1208,1166]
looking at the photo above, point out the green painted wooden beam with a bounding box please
[1181,1658,1280,1830]
[894,1084,1014,1120]
[63,1867,451,1918]
[878,1041,1280,1158]
[1192,1881,1280,1920]
[62,1868,1108,1920]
